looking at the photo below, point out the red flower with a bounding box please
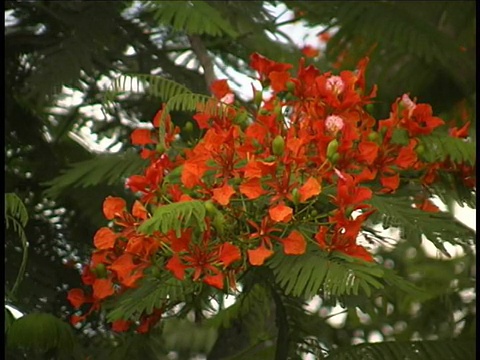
[301,45,319,58]
[111,319,131,332]
[250,53,293,82]
[210,79,231,99]
[67,288,92,309]
[269,71,291,92]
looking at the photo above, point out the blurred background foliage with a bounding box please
[5,1,475,359]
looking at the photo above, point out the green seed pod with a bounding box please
[326,139,339,159]
[272,135,285,156]
[416,144,425,155]
[310,209,318,217]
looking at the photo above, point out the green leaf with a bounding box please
[267,247,385,299]
[325,339,476,360]
[43,150,148,198]
[147,1,239,38]
[420,132,475,165]
[5,307,15,334]
[105,276,194,322]
[368,194,475,256]
[5,193,28,228]
[4,193,29,299]
[6,312,75,357]
[391,128,409,146]
[138,200,206,237]
[103,73,192,107]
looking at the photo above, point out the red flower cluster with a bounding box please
[68,52,475,332]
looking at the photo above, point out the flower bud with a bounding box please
[367,131,379,142]
[292,188,301,205]
[330,153,340,164]
[213,212,226,235]
[235,111,249,126]
[183,121,194,133]
[272,135,285,156]
[326,139,339,159]
[254,90,263,107]
[156,144,165,154]
[93,263,107,278]
[204,200,217,215]
[325,115,344,135]
[286,80,295,93]
[415,144,425,155]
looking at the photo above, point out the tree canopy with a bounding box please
[5,1,475,359]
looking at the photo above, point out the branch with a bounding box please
[188,34,217,91]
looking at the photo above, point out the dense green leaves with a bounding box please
[268,248,385,299]
[146,1,239,38]
[138,200,206,236]
[368,194,475,255]
[43,150,148,198]
[105,276,194,322]
[6,313,76,358]
[326,339,476,360]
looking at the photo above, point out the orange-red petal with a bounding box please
[268,204,293,223]
[93,227,117,250]
[131,129,154,145]
[239,178,265,199]
[203,273,224,289]
[103,196,126,220]
[247,246,274,266]
[282,230,306,255]
[166,255,187,280]
[299,177,321,202]
[132,200,148,220]
[92,278,115,300]
[218,243,241,267]
[212,184,236,206]
[67,288,90,309]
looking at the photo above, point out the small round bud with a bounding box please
[326,139,339,159]
[272,135,285,156]
[204,200,217,215]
